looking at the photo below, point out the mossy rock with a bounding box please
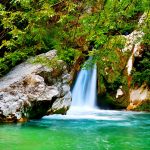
[97,85,130,109]
[97,92,129,109]
[134,101,150,112]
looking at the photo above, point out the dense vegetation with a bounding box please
[132,47,150,86]
[0,0,149,86]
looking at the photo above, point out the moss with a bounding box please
[97,93,128,109]
[134,101,150,112]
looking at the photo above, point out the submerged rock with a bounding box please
[0,50,72,122]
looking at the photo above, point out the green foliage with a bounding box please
[0,51,28,76]
[0,0,149,79]
[0,0,58,76]
[31,55,60,69]
[57,47,80,65]
[132,50,150,86]
[131,11,150,87]
[134,101,150,111]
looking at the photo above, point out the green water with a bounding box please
[0,110,150,150]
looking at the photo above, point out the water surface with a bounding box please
[0,110,150,150]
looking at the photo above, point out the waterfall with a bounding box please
[67,57,97,114]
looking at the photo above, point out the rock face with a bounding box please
[127,85,150,111]
[0,50,72,122]
[123,30,144,75]
[97,13,150,111]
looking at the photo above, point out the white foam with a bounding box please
[44,109,129,121]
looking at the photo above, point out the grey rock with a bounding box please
[0,50,72,122]
[49,92,72,114]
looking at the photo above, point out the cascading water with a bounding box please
[67,57,97,114]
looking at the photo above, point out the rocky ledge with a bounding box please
[0,50,72,122]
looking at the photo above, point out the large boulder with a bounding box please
[0,50,72,122]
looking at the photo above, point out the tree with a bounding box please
[0,0,149,79]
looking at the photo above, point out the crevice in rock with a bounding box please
[26,96,57,119]
[133,44,149,70]
[97,94,127,110]
[38,72,54,86]
[0,114,17,123]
